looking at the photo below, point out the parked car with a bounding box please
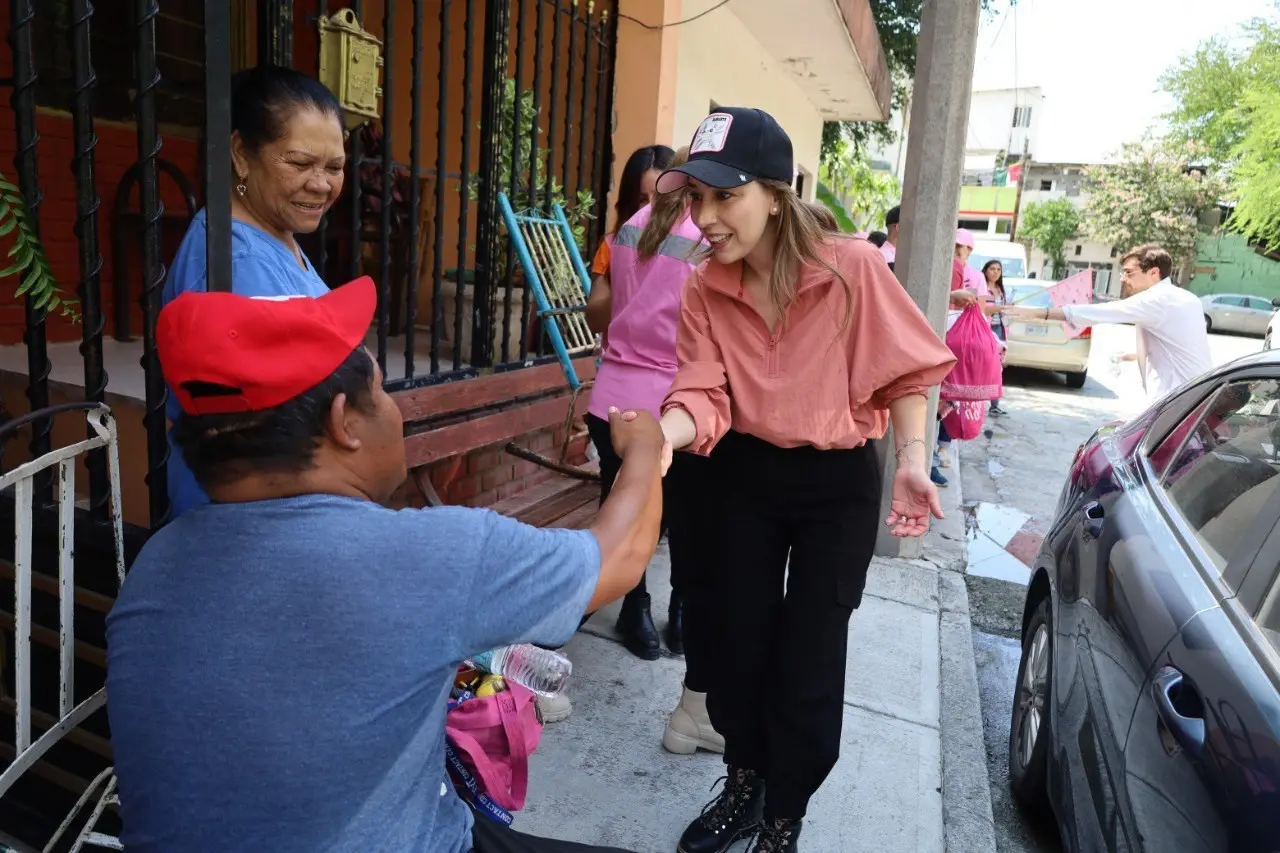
[1001,280,1092,389]
[1009,351,1280,852]
[1261,297,1280,349]
[1201,292,1275,337]
[972,239,1029,279]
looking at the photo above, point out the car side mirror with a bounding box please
[1271,297,1280,309]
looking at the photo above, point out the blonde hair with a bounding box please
[757,180,850,326]
[636,147,693,261]
[803,201,841,234]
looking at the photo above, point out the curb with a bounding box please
[935,453,1000,853]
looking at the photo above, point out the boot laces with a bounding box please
[749,818,799,852]
[697,767,757,831]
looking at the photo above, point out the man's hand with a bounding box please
[949,289,978,308]
[1116,352,1138,363]
[608,407,665,461]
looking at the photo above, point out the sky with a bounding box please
[972,0,1277,164]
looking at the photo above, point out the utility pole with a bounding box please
[1009,137,1031,239]
[875,0,982,559]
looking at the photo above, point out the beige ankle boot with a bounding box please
[662,683,725,755]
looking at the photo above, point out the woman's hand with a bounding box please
[885,465,945,538]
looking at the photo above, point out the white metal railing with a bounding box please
[0,405,124,852]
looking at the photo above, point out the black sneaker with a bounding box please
[677,767,764,853]
[747,818,802,852]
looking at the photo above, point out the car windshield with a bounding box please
[1008,284,1052,308]
[971,253,1025,277]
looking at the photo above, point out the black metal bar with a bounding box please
[523,0,547,358]
[561,1,577,205]
[258,0,295,66]
[577,2,593,198]
[349,0,366,285]
[69,0,109,521]
[454,0,477,371]
[405,0,425,380]
[529,0,545,208]
[471,0,510,368]
[592,4,617,249]
[315,0,329,281]
[205,0,233,293]
[430,0,451,375]
[134,0,170,529]
[545,0,565,211]
[504,0,530,365]
[9,0,51,504]
[376,0,397,376]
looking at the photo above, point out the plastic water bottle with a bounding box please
[469,644,572,697]
[1109,353,1124,377]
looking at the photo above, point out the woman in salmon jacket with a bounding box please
[656,108,957,853]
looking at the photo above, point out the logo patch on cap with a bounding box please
[690,113,733,155]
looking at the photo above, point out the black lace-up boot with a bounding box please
[747,817,802,852]
[677,767,765,853]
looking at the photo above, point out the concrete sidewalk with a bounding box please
[516,459,996,853]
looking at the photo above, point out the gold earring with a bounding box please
[235,181,247,197]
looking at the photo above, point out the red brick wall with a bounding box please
[388,425,592,511]
[0,6,202,346]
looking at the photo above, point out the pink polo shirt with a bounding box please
[587,204,706,420]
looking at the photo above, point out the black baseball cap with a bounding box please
[655,107,794,194]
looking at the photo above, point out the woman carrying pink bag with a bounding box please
[940,238,1005,441]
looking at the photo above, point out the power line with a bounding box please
[619,0,732,30]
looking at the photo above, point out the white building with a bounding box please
[1018,161,1119,294]
[963,86,1045,181]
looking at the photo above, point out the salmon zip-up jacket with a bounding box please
[662,235,957,455]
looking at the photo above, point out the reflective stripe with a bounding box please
[612,222,702,261]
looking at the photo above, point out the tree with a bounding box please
[1018,199,1083,279]
[1160,19,1280,247]
[1083,139,1226,275]
[0,175,76,319]
[819,136,901,231]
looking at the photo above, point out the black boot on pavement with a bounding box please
[666,591,684,655]
[747,817,802,852]
[677,767,765,853]
[616,591,661,660]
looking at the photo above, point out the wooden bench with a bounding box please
[395,357,601,529]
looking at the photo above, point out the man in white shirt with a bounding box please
[1006,244,1211,400]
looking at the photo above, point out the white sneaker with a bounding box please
[537,692,572,724]
[662,683,725,754]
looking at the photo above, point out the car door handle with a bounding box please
[1152,666,1206,759]
[1082,501,1105,540]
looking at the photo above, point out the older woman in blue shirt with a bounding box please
[163,65,348,518]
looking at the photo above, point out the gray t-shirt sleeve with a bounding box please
[459,510,601,656]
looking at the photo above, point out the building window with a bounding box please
[1075,245,1083,256]
[1012,106,1033,128]
[1040,180,1053,191]
[995,219,1012,235]
[33,0,206,130]
[1111,247,1119,258]
[958,218,990,232]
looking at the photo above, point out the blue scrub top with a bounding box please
[161,209,331,521]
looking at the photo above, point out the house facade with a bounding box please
[0,1,889,832]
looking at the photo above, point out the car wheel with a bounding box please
[1205,314,1213,332]
[1009,595,1053,813]
[1064,370,1087,389]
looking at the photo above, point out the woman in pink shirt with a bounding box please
[655,108,956,853]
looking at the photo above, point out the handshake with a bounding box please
[607,407,674,476]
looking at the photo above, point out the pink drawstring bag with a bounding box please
[445,682,543,812]
[940,264,1003,440]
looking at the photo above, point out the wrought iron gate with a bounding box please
[4,0,619,534]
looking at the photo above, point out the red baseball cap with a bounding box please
[157,277,376,416]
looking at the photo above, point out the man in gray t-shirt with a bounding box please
[106,278,665,853]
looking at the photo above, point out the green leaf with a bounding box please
[0,217,16,238]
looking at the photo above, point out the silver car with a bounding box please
[1201,293,1276,336]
